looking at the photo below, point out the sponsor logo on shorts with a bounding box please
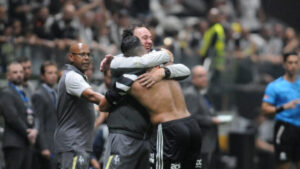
[78,155,85,165]
[114,155,120,165]
[195,159,202,168]
[149,153,155,164]
[171,163,181,169]
[280,152,287,160]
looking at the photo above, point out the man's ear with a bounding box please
[6,71,9,80]
[40,74,45,82]
[68,53,74,63]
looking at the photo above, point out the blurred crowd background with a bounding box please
[0,0,300,169]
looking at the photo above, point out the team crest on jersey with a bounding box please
[78,155,85,165]
[149,153,155,164]
[171,163,181,169]
[114,155,120,165]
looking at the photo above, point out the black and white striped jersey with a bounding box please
[106,49,191,105]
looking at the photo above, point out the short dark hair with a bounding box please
[283,51,298,62]
[121,35,143,57]
[40,61,57,75]
[6,61,21,72]
[16,56,30,63]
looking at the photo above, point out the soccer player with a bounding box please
[103,35,202,169]
[101,25,192,169]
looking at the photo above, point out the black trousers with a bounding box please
[39,155,57,169]
[3,147,32,169]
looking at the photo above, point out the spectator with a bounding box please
[184,65,220,169]
[0,5,8,73]
[78,0,107,46]
[255,114,275,169]
[17,56,41,169]
[79,11,96,46]
[51,4,79,41]
[8,0,32,26]
[283,27,299,53]
[92,25,118,55]
[199,8,226,110]
[0,62,38,169]
[107,8,131,47]
[32,61,58,169]
[17,57,35,99]
[96,70,111,95]
[11,20,24,45]
[33,6,55,40]
[0,5,8,41]
[84,62,99,91]
[238,0,263,32]
[199,8,226,73]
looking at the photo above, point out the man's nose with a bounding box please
[147,39,152,43]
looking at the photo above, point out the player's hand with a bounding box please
[100,54,114,72]
[283,99,300,109]
[41,149,51,159]
[212,117,221,124]
[90,158,101,169]
[99,97,111,112]
[137,68,164,88]
[160,48,174,63]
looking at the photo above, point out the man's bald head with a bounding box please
[208,8,221,24]
[68,43,91,72]
[69,43,88,53]
[192,65,208,89]
[192,65,206,75]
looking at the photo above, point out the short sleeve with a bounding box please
[65,71,91,97]
[263,83,276,105]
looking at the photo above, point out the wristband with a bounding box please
[105,89,121,105]
[275,106,284,113]
[164,67,171,79]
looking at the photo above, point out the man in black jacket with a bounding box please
[184,65,220,169]
[0,62,38,169]
[32,61,58,169]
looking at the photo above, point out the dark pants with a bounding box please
[200,153,219,169]
[3,147,32,169]
[39,154,57,169]
[103,133,150,169]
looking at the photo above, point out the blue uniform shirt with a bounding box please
[263,77,300,126]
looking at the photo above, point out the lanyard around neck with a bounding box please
[9,82,29,104]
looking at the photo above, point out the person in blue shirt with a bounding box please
[262,51,300,169]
